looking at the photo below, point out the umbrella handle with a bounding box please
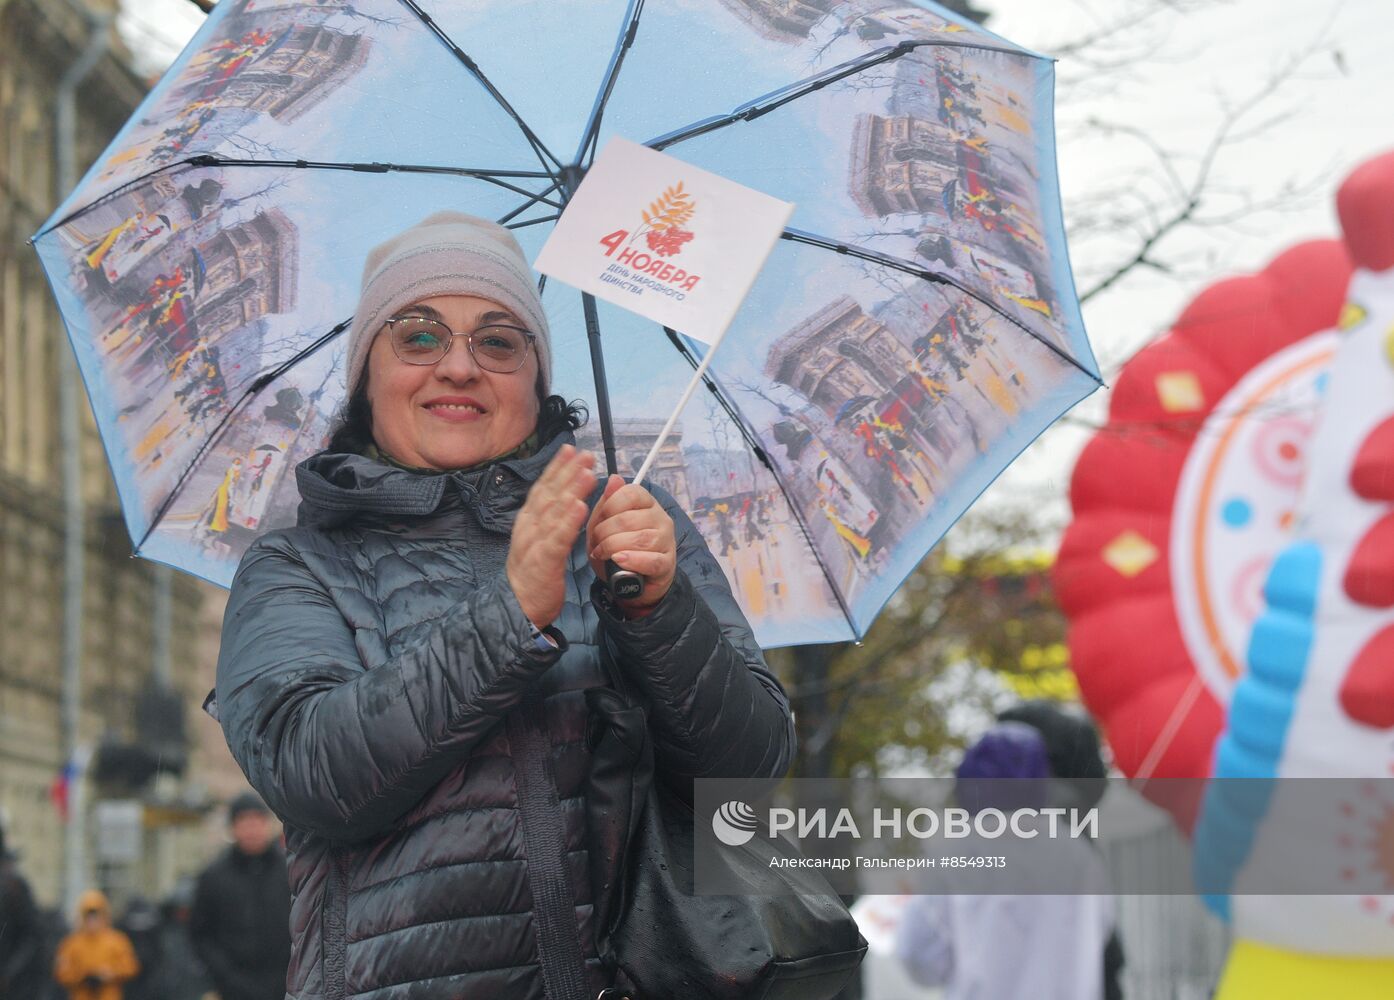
[605,560,645,602]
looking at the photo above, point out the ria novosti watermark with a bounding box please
[693,778,1394,897]
[711,798,1099,847]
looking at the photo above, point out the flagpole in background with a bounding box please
[54,1,111,916]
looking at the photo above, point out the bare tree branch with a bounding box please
[1075,28,1337,304]
[1048,0,1222,60]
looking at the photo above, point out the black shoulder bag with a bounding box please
[583,650,867,1000]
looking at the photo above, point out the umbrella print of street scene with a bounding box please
[32,0,1100,649]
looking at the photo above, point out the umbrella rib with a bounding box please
[183,154,564,206]
[648,38,1035,153]
[780,228,1102,384]
[574,0,647,168]
[132,318,352,557]
[660,326,863,642]
[395,0,565,178]
[505,214,560,230]
[35,159,221,238]
[33,157,559,238]
[497,179,563,226]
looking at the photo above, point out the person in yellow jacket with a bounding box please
[53,890,140,1000]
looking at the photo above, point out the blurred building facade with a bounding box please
[0,0,246,911]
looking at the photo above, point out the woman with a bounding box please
[214,212,795,1000]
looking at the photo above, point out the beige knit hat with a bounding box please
[344,211,551,396]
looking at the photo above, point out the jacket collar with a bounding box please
[295,427,575,529]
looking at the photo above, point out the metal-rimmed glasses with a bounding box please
[383,315,536,374]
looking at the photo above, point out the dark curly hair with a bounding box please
[325,368,588,456]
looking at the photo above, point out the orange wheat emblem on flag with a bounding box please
[638,182,696,257]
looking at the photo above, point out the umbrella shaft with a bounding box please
[581,293,620,477]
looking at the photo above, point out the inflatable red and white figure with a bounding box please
[1055,241,1351,789]
[1330,157,1394,730]
[1202,152,1394,998]
[1059,151,1394,996]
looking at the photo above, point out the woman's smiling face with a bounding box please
[364,294,541,470]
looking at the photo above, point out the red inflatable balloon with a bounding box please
[1056,240,1353,806]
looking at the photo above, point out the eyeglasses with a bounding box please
[384,316,536,373]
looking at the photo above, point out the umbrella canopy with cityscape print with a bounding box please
[32,0,1100,648]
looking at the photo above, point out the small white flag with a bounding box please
[535,136,794,345]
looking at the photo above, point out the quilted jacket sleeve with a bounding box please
[215,531,564,843]
[591,486,796,784]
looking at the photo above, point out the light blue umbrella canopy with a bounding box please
[32,0,1099,648]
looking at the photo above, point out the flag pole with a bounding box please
[631,325,730,487]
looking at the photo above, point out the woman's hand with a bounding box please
[507,445,596,629]
[587,475,677,617]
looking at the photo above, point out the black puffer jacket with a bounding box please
[214,429,795,1000]
[188,845,292,1000]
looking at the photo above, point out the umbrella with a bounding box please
[32,0,1099,648]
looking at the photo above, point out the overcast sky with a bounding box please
[116,0,1394,534]
[975,0,1394,526]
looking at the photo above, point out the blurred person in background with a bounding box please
[997,701,1109,809]
[895,722,1115,1000]
[189,793,290,1000]
[999,700,1126,1000]
[0,823,46,997]
[53,891,140,1000]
